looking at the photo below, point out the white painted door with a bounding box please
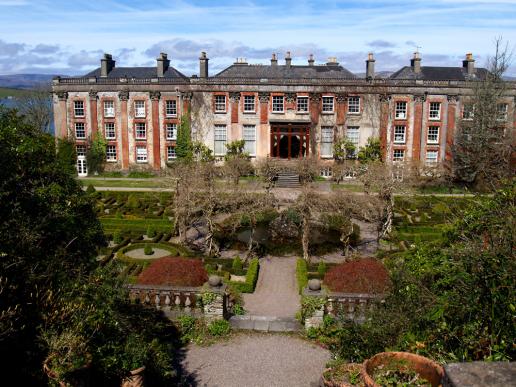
[77,156,87,177]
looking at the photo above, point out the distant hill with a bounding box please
[353,71,394,79]
[0,74,57,89]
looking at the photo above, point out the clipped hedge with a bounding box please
[230,258,259,293]
[138,257,208,287]
[116,242,185,263]
[296,258,308,294]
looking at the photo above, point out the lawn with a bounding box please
[100,217,173,234]
[81,178,166,188]
[0,87,30,98]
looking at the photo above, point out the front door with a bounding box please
[77,156,87,176]
[270,124,309,159]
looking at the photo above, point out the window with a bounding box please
[136,146,147,163]
[348,96,360,114]
[215,95,226,112]
[105,122,115,139]
[167,145,176,161]
[75,122,85,139]
[321,126,334,158]
[394,126,406,143]
[165,100,177,117]
[395,101,407,119]
[272,96,284,112]
[106,145,117,161]
[243,95,255,112]
[214,125,227,156]
[104,100,114,117]
[297,96,308,112]
[346,126,360,157]
[497,103,508,121]
[425,150,438,164]
[429,102,441,120]
[135,122,146,139]
[393,149,405,161]
[74,101,84,117]
[76,145,86,156]
[134,101,145,117]
[243,125,256,156]
[166,123,177,140]
[427,126,439,144]
[322,96,334,113]
[462,103,474,120]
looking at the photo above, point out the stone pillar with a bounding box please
[150,91,161,171]
[309,93,321,157]
[88,90,98,137]
[202,286,227,321]
[379,94,390,161]
[56,91,68,139]
[412,94,425,161]
[119,90,130,171]
[445,95,458,163]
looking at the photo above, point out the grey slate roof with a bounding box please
[214,64,356,79]
[390,66,489,81]
[83,66,188,79]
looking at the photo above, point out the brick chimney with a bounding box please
[411,51,421,74]
[156,52,170,78]
[308,54,315,66]
[285,51,292,68]
[199,51,209,78]
[366,52,375,79]
[271,53,278,67]
[100,54,115,77]
[463,53,475,75]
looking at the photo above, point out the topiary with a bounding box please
[146,226,156,238]
[232,256,243,273]
[317,261,327,276]
[113,230,122,244]
[144,243,154,256]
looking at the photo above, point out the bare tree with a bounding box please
[16,84,52,132]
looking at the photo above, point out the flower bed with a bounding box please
[137,257,208,287]
[324,258,389,294]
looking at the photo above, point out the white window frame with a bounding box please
[425,150,438,164]
[166,123,177,140]
[214,95,226,112]
[427,126,439,144]
[75,122,86,139]
[393,149,405,162]
[214,125,227,156]
[243,125,256,156]
[74,101,84,117]
[135,122,146,140]
[394,126,406,144]
[296,96,309,112]
[76,145,86,156]
[346,126,360,158]
[134,100,146,118]
[272,96,284,113]
[165,100,177,117]
[322,96,334,113]
[136,146,147,163]
[429,102,441,120]
[497,103,508,121]
[105,122,115,139]
[320,126,334,158]
[395,101,407,119]
[106,145,117,162]
[243,95,255,113]
[348,96,360,114]
[462,103,474,120]
[103,100,114,117]
[167,145,176,161]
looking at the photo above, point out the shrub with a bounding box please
[230,258,259,293]
[113,230,122,244]
[138,257,208,286]
[143,243,153,256]
[232,256,243,272]
[317,261,327,277]
[207,319,231,336]
[324,258,389,294]
[146,226,156,238]
[126,194,139,209]
[86,184,96,195]
[350,223,361,246]
[115,210,123,219]
[296,258,308,294]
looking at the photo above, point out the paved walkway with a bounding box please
[180,333,330,387]
[243,256,300,318]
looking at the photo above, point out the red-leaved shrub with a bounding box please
[323,258,389,294]
[138,257,208,287]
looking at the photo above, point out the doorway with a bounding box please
[77,156,87,176]
[270,124,309,159]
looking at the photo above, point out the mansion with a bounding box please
[51,51,516,175]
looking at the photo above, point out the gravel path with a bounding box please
[180,333,330,387]
[125,247,171,259]
[243,256,300,318]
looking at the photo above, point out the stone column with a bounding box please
[119,90,130,171]
[56,91,68,139]
[379,94,390,161]
[88,90,98,137]
[445,95,458,163]
[150,91,161,171]
[412,94,425,161]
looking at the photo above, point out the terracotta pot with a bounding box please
[121,366,145,387]
[320,363,364,387]
[362,352,443,387]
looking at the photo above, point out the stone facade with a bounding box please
[52,52,516,173]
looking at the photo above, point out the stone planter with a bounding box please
[121,366,145,387]
[362,352,443,387]
[320,363,363,387]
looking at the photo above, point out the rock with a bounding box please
[308,279,321,291]
[208,275,222,287]
[444,361,516,387]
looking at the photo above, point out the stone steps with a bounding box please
[275,172,301,188]
[229,315,302,332]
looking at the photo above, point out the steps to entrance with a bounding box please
[275,172,301,188]
[229,315,302,332]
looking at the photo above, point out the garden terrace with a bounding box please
[323,258,389,294]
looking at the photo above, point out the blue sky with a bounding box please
[1,0,515,76]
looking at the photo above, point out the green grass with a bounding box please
[100,217,173,234]
[331,183,365,192]
[0,87,30,98]
[80,179,165,188]
[127,171,156,178]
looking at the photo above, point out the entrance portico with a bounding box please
[270,122,310,159]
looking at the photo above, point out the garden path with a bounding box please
[180,333,330,387]
[243,256,300,318]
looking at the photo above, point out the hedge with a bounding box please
[296,258,308,294]
[230,258,259,293]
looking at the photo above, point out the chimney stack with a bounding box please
[271,53,278,67]
[156,52,170,78]
[199,51,209,78]
[463,53,475,75]
[100,54,115,77]
[366,52,375,79]
[308,54,315,66]
[326,57,339,66]
[285,51,292,68]
[411,51,421,74]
